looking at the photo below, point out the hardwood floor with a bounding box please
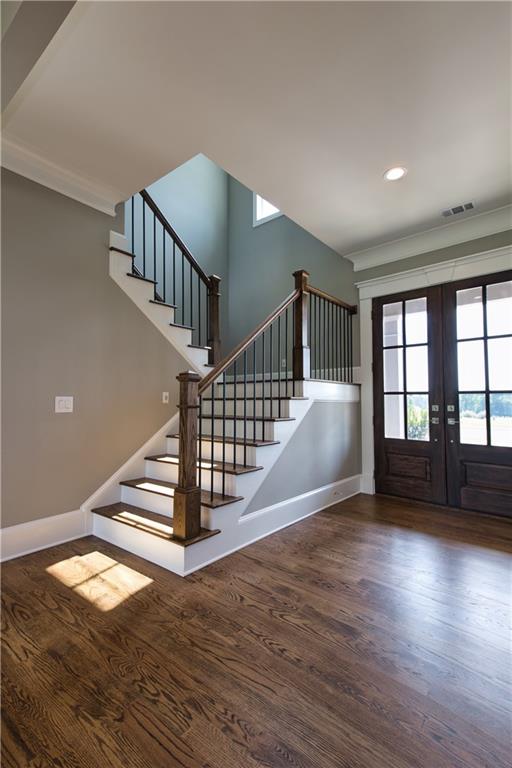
[2,494,511,767]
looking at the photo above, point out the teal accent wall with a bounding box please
[226,177,359,362]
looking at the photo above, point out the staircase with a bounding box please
[84,190,359,576]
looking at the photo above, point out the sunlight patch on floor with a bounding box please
[46,551,153,611]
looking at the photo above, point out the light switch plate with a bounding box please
[55,396,73,413]
[162,392,169,404]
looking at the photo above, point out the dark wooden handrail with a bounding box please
[198,288,300,394]
[140,189,211,287]
[308,285,357,314]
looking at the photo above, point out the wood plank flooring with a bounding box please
[2,493,511,767]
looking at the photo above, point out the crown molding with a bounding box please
[346,205,512,272]
[1,136,121,216]
[355,244,512,300]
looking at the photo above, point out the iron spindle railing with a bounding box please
[125,189,220,359]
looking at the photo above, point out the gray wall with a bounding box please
[146,154,229,281]
[2,169,188,528]
[245,401,361,514]
[355,229,512,282]
[226,177,359,362]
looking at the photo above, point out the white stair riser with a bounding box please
[166,437,259,464]
[144,459,237,496]
[201,399,291,419]
[213,381,303,398]
[200,418,276,441]
[121,484,175,516]
[92,514,186,574]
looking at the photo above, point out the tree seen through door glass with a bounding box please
[382,299,429,441]
[456,279,512,446]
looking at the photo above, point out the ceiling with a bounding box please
[2,1,511,263]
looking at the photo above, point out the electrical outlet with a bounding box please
[162,391,169,404]
[55,396,73,413]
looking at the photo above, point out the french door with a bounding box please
[373,271,512,517]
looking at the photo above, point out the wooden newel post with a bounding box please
[293,269,311,381]
[173,371,201,541]
[207,275,221,366]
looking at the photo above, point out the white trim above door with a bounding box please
[356,244,512,495]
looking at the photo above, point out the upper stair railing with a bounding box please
[126,189,221,362]
[172,269,357,541]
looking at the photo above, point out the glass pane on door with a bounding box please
[487,281,512,336]
[457,287,483,339]
[382,297,429,441]
[455,277,512,447]
[459,393,487,445]
[490,394,512,447]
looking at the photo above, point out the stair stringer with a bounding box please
[109,231,210,375]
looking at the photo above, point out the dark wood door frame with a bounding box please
[442,270,512,517]
[372,286,447,505]
[372,270,512,517]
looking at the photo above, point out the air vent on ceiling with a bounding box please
[442,202,475,218]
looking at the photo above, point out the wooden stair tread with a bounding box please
[167,433,279,448]
[145,453,263,476]
[169,320,194,331]
[91,502,219,546]
[109,246,135,259]
[188,343,211,351]
[119,477,242,508]
[202,396,307,402]
[126,272,157,285]
[149,298,177,309]
[200,415,295,422]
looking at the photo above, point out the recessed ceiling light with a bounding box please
[384,166,407,181]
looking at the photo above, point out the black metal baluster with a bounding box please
[142,200,146,275]
[162,227,166,304]
[292,302,296,396]
[173,241,176,307]
[243,350,247,467]
[233,359,237,470]
[190,263,193,333]
[278,315,282,417]
[349,310,353,383]
[261,331,266,439]
[197,273,201,346]
[198,394,202,492]
[343,307,347,382]
[210,382,215,503]
[222,370,226,498]
[285,306,289,395]
[181,249,185,326]
[253,341,257,446]
[131,195,135,253]
[153,213,157,299]
[269,321,273,417]
[335,306,340,381]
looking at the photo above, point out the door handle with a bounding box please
[430,417,440,425]
[447,417,459,425]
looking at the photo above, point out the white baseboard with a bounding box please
[183,474,362,575]
[0,509,90,563]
